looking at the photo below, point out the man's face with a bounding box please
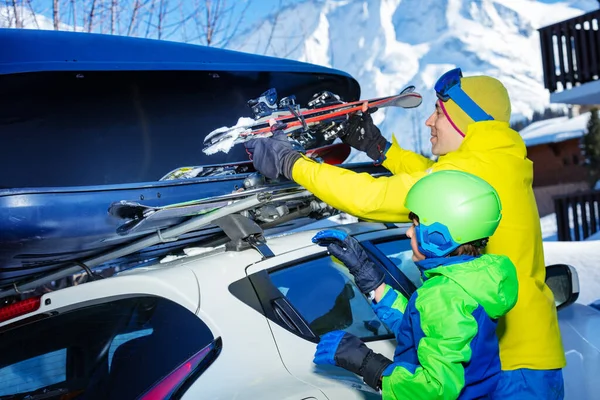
[425,102,464,156]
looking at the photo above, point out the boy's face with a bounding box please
[406,219,426,262]
[425,102,464,156]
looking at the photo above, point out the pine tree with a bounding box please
[582,108,600,187]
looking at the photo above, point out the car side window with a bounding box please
[374,239,423,289]
[269,256,392,339]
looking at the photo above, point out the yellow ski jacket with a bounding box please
[292,120,565,370]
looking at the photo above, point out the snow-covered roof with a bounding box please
[519,112,590,147]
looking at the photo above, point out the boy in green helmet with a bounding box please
[311,170,519,399]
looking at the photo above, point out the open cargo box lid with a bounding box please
[0,28,361,292]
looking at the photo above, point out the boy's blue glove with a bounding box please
[314,330,392,390]
[244,122,302,180]
[312,229,385,294]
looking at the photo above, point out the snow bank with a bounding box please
[543,240,600,305]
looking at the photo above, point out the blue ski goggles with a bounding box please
[434,68,494,123]
[415,222,461,258]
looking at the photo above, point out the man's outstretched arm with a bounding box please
[292,156,424,222]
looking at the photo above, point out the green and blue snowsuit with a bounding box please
[375,254,518,399]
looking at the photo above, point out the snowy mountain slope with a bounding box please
[231,0,598,159]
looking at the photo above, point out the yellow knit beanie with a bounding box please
[440,75,511,136]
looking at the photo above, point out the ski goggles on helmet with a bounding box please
[434,68,494,123]
[415,222,461,258]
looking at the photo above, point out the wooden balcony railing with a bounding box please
[553,189,600,241]
[539,10,600,93]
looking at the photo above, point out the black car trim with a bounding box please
[248,269,318,343]
[360,236,418,298]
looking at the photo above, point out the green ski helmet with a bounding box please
[404,170,502,257]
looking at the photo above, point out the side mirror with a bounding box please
[545,264,580,310]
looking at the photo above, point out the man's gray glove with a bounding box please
[343,108,390,163]
[244,122,302,180]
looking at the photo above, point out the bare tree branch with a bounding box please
[178,0,187,41]
[25,0,40,29]
[4,0,13,28]
[86,0,97,32]
[70,0,76,30]
[110,0,117,34]
[145,0,156,38]
[263,0,282,55]
[11,0,21,28]
[204,0,213,45]
[218,0,251,48]
[6,0,257,52]
[53,0,60,29]
[189,0,253,47]
[157,0,167,39]
[127,0,142,36]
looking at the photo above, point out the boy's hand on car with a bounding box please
[313,330,392,390]
[312,229,385,294]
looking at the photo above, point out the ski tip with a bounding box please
[394,91,423,109]
[401,85,416,94]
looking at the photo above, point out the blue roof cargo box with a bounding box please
[0,29,361,289]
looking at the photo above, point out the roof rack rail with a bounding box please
[0,193,270,299]
[215,214,273,259]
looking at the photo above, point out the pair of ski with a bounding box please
[109,162,392,235]
[201,86,423,154]
[111,86,423,235]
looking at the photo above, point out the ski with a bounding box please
[0,194,270,299]
[161,142,351,181]
[202,86,422,155]
[108,185,309,235]
[109,161,393,236]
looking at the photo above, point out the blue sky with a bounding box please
[26,0,305,46]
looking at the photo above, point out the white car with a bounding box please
[0,201,596,399]
[4,28,595,400]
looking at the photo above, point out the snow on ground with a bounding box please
[540,212,561,241]
[540,208,600,305]
[544,240,600,305]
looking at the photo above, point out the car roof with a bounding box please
[117,220,396,277]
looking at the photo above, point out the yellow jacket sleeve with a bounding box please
[382,136,435,175]
[291,156,426,222]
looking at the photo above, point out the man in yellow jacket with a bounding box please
[245,68,565,398]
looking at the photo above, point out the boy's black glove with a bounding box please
[314,330,392,390]
[312,229,385,294]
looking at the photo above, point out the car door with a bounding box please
[245,229,416,399]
